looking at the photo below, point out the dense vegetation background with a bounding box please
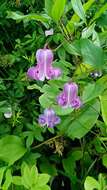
[1,0,107,189]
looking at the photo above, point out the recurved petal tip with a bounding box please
[71,96,82,109]
[27,66,38,80]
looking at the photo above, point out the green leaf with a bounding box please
[6,11,49,24]
[22,163,38,188]
[100,92,107,126]
[102,154,107,168]
[63,40,81,56]
[84,176,100,190]
[40,157,57,176]
[80,39,104,69]
[82,82,105,103]
[2,169,12,190]
[37,174,50,186]
[53,105,73,116]
[67,0,94,32]
[12,176,22,186]
[0,135,26,165]
[52,0,66,22]
[63,150,82,183]
[91,3,107,23]
[71,0,86,22]
[45,0,53,16]
[0,167,7,186]
[27,84,42,91]
[66,100,100,139]
[30,165,38,186]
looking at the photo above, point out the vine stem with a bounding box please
[32,134,62,150]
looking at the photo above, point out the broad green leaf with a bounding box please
[0,167,7,186]
[52,0,66,22]
[100,92,107,125]
[80,39,104,68]
[82,82,105,103]
[63,40,81,56]
[6,11,49,24]
[84,176,100,190]
[0,135,26,165]
[66,100,100,139]
[67,0,95,32]
[45,0,53,16]
[71,0,86,22]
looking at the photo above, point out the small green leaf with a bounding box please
[100,92,107,126]
[102,154,107,168]
[0,167,7,186]
[84,176,100,190]
[71,0,86,22]
[37,174,50,186]
[2,169,12,190]
[52,0,66,22]
[27,84,42,91]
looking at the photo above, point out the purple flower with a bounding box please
[57,82,82,109]
[27,48,61,81]
[38,108,61,128]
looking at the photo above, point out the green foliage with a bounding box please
[12,162,51,190]
[71,0,86,22]
[0,135,26,165]
[1,0,107,189]
[51,0,66,22]
[66,100,100,139]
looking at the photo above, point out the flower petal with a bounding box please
[57,93,67,106]
[27,66,39,80]
[45,28,54,37]
[36,49,54,81]
[38,114,46,126]
[71,96,82,109]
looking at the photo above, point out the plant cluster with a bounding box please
[1,0,107,189]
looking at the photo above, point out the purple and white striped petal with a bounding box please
[27,66,39,80]
[27,48,61,81]
[71,96,82,109]
[57,82,82,109]
[38,108,61,128]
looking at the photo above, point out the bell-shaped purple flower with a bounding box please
[38,108,61,128]
[27,48,61,81]
[57,82,82,109]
